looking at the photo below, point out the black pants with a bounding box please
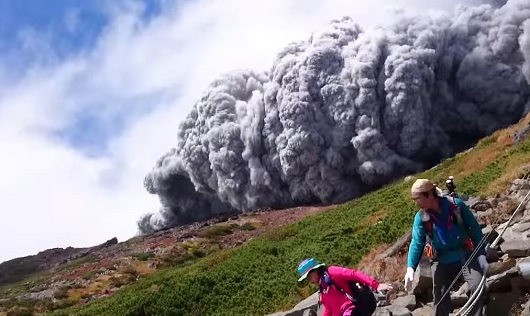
[431,257,484,316]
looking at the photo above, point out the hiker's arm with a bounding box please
[458,199,486,256]
[334,267,380,290]
[407,212,426,270]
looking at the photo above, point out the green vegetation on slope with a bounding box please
[48,116,530,316]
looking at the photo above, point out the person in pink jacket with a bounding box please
[297,258,393,316]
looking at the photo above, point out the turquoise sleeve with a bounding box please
[407,212,426,270]
[457,198,486,256]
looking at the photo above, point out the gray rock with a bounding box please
[486,266,519,292]
[517,258,530,288]
[513,222,530,234]
[525,203,530,216]
[520,214,530,224]
[291,291,319,311]
[470,200,493,212]
[392,295,417,311]
[488,197,499,208]
[509,273,523,295]
[450,292,468,308]
[265,291,319,316]
[500,240,530,258]
[412,257,433,303]
[404,176,414,182]
[521,299,530,316]
[514,185,528,202]
[476,209,494,223]
[450,283,468,308]
[484,292,521,316]
[29,283,48,293]
[385,305,413,316]
[495,221,509,236]
[302,310,317,316]
[411,306,433,316]
[373,307,392,316]
[511,179,530,192]
[486,258,517,277]
[465,197,482,209]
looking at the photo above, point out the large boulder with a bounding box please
[392,295,417,311]
[500,240,530,258]
[411,257,433,303]
[266,292,319,316]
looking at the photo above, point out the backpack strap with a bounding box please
[422,196,459,236]
[448,196,465,226]
[421,197,453,259]
[448,196,475,251]
[421,196,474,258]
[328,277,358,303]
[319,270,358,304]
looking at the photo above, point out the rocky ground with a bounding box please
[267,176,530,316]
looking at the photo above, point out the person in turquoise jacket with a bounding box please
[403,179,489,316]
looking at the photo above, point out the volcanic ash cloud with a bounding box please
[139,0,530,234]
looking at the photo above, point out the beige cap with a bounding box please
[411,178,441,197]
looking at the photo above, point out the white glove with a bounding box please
[404,267,415,290]
[477,255,488,273]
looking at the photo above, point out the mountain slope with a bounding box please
[39,113,530,316]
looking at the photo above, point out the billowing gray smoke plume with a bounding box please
[523,20,530,84]
[138,0,530,234]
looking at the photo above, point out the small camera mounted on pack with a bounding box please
[445,176,456,196]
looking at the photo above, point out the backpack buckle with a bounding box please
[424,242,437,259]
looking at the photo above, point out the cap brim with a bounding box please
[298,263,325,282]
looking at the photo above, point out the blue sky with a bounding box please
[0,0,165,63]
[0,1,106,61]
[0,0,174,156]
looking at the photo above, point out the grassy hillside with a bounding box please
[47,114,530,316]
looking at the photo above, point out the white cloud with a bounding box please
[0,0,475,263]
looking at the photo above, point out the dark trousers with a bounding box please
[431,257,484,316]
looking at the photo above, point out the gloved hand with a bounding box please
[404,267,415,290]
[478,255,488,273]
